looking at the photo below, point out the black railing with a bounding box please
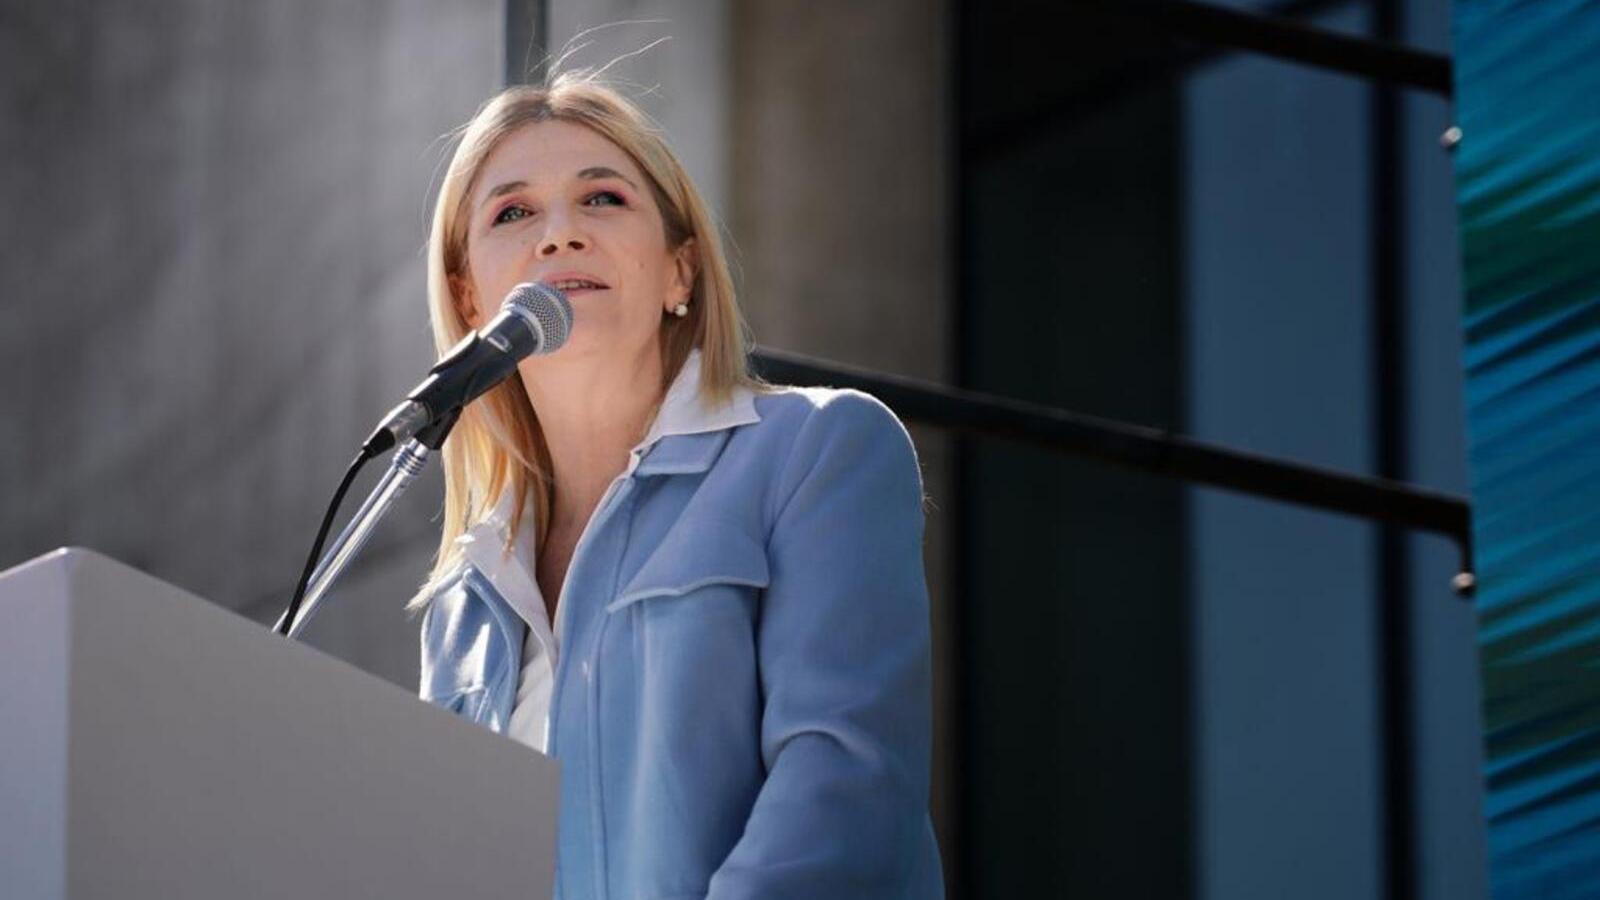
[751,347,1474,591]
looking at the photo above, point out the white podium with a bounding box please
[0,548,558,900]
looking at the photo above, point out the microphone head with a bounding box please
[503,282,573,354]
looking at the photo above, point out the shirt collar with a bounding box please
[639,347,759,446]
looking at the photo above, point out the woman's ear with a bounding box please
[449,274,481,329]
[666,238,699,310]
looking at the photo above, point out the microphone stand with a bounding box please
[274,408,461,639]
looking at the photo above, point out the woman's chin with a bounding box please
[523,330,654,369]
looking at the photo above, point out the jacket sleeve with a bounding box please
[706,390,938,899]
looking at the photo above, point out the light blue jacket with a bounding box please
[417,351,945,899]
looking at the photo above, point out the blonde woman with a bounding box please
[412,71,943,899]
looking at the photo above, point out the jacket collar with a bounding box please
[455,348,759,581]
[631,348,759,476]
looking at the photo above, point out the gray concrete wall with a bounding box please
[0,1,503,688]
[543,2,732,223]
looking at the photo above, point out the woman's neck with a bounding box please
[519,344,664,534]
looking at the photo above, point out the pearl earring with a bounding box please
[671,302,689,317]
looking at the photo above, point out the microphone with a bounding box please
[362,282,573,456]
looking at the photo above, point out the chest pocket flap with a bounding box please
[608,519,771,612]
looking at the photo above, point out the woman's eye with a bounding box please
[493,205,531,226]
[584,190,626,207]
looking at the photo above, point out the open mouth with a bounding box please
[547,279,609,296]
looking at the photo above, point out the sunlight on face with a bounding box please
[459,120,692,364]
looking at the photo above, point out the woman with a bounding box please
[411,71,944,899]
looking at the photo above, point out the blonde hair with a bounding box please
[407,71,759,615]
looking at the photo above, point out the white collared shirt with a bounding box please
[454,349,759,754]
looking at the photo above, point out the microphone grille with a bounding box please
[505,282,573,353]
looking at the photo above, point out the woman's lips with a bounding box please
[543,277,610,298]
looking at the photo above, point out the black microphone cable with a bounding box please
[273,449,375,637]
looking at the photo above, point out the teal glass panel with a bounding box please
[1452,1,1600,896]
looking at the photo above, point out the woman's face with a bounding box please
[456,120,693,363]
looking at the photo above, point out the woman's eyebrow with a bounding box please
[577,166,639,191]
[481,180,526,209]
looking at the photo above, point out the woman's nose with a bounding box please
[538,219,587,256]
[539,235,586,255]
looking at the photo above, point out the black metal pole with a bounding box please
[1370,0,1418,896]
[951,0,977,893]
